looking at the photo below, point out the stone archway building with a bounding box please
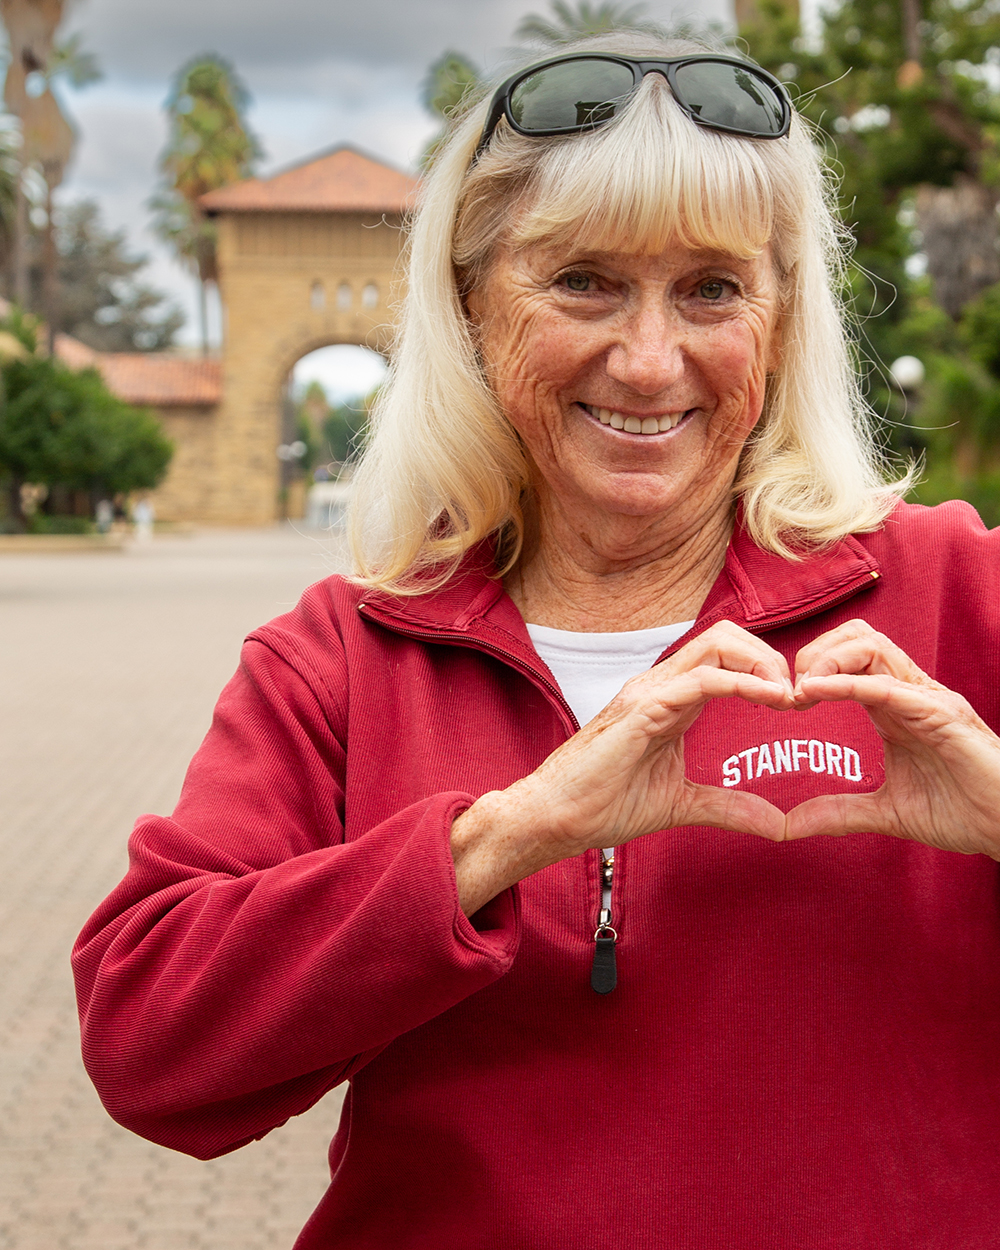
[193,145,419,525]
[56,146,418,525]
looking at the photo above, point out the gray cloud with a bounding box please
[66,0,729,88]
[56,0,732,347]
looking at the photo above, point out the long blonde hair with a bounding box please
[348,32,911,592]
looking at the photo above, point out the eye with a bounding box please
[699,279,728,301]
[563,272,592,292]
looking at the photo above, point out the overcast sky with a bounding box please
[53,0,746,360]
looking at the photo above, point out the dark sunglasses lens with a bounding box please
[672,62,786,135]
[510,59,635,132]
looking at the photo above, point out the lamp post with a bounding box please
[889,355,926,391]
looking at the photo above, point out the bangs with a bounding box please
[506,73,778,261]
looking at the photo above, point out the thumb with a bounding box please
[784,792,885,841]
[678,782,787,842]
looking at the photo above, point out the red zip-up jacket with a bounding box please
[74,500,1000,1249]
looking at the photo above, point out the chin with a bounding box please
[578,477,690,519]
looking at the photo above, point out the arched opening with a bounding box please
[281,344,389,525]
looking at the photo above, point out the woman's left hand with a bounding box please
[784,620,1000,858]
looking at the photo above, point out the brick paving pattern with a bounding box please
[1,527,351,1249]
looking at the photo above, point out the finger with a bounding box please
[793,618,880,679]
[792,643,918,709]
[794,620,923,685]
[587,666,794,766]
[793,672,932,732]
[659,619,792,692]
[572,664,793,780]
[797,675,1000,766]
[677,781,788,842]
[794,627,933,706]
[784,792,887,840]
[626,665,794,736]
[798,639,930,684]
[796,672,946,719]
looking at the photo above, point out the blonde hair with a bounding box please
[348,32,911,592]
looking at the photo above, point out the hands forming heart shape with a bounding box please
[502,617,1000,866]
[451,617,1000,918]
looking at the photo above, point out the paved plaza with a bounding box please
[1,527,352,1249]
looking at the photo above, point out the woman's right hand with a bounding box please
[450,620,794,916]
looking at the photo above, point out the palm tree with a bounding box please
[0,0,101,346]
[514,1,663,44]
[151,55,261,354]
[420,50,481,167]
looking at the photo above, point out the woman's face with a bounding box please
[467,236,782,536]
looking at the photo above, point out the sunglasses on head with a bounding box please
[474,53,792,161]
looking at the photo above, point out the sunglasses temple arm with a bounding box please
[472,93,515,163]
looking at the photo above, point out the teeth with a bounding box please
[586,404,688,434]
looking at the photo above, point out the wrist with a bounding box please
[450,786,563,917]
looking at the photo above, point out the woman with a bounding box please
[74,32,1000,1248]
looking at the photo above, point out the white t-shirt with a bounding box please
[525,620,695,865]
[525,620,696,729]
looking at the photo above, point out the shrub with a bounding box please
[0,310,173,528]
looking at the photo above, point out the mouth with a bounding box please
[578,403,693,435]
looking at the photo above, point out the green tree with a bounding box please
[0,311,173,529]
[150,55,261,353]
[421,50,481,166]
[320,394,373,465]
[423,50,480,120]
[36,199,184,351]
[514,1,663,44]
[740,0,1000,521]
[45,33,103,89]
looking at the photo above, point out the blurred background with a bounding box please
[3,0,999,537]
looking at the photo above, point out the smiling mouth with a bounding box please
[579,403,692,435]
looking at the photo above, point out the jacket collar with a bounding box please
[357,520,882,653]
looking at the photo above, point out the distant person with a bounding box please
[94,499,113,534]
[74,32,1000,1249]
[131,498,154,541]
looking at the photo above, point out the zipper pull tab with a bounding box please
[591,850,617,994]
[591,918,617,994]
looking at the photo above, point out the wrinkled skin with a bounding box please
[451,237,1000,917]
[467,239,780,630]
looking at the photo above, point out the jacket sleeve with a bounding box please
[71,629,521,1161]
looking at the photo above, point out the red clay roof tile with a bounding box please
[200,144,420,215]
[93,354,222,407]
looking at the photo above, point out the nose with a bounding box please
[604,295,687,397]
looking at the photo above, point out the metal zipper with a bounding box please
[591,849,617,995]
